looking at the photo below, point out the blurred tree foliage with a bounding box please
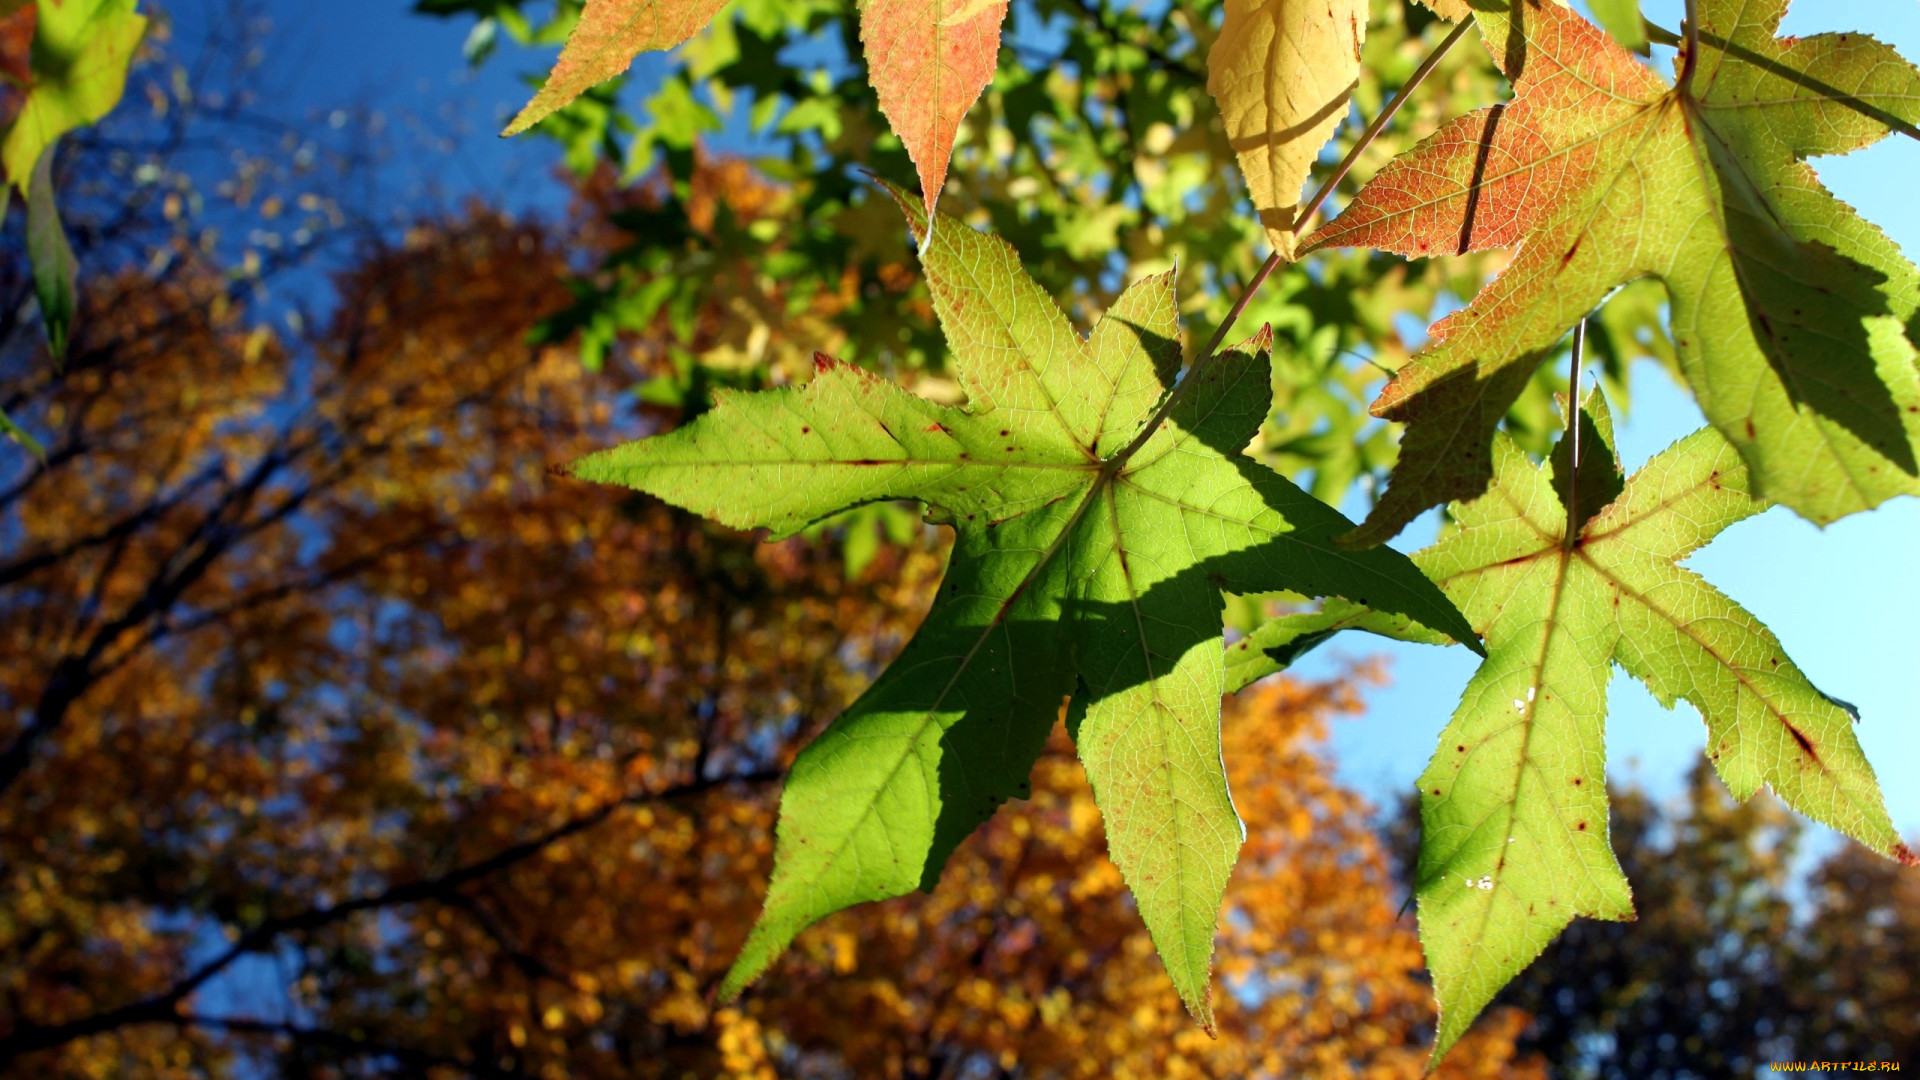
[1387,763,1920,1079]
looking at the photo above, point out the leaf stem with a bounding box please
[1563,319,1586,550]
[1112,16,1474,466]
[1644,22,1682,49]
[1677,0,1700,93]
[1296,17,1475,233]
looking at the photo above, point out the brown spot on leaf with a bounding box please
[1784,720,1818,761]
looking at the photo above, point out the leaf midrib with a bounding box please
[777,467,1112,902]
[769,365,1234,915]
[1573,547,1862,799]
[1432,544,1590,983]
[1676,91,1882,509]
[1098,476,1209,1013]
[1437,516,1876,836]
[1311,98,1665,252]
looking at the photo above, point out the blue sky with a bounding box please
[279,0,1920,840]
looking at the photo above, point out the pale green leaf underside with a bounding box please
[571,189,1477,1025]
[1412,409,1904,1060]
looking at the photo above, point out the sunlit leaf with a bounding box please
[503,0,731,136]
[862,0,1007,227]
[1,0,146,190]
[569,186,1477,1026]
[1206,0,1366,258]
[1308,0,1920,546]
[1410,390,1910,1060]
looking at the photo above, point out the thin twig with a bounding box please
[1113,17,1474,465]
[1297,17,1476,232]
[1678,0,1701,92]
[0,768,782,1063]
[1646,17,1920,143]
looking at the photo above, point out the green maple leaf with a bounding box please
[566,186,1478,1026]
[1410,389,1912,1061]
[1306,0,1920,546]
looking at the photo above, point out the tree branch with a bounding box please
[0,768,782,1063]
[173,1014,535,1080]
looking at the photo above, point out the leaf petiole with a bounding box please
[1564,319,1587,551]
[1115,16,1475,466]
[1678,0,1701,92]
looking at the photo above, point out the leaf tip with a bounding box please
[867,171,931,247]
[1228,322,1274,358]
[1894,841,1918,868]
[717,926,782,1005]
[500,98,547,138]
[1333,521,1387,551]
[714,968,751,1005]
[558,448,617,485]
[1426,1017,1470,1072]
[1183,992,1217,1038]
